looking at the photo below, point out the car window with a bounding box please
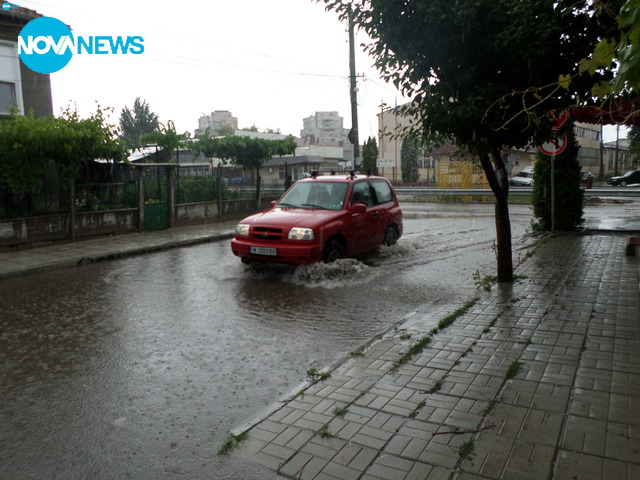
[350,181,373,207]
[278,181,347,210]
[371,180,393,204]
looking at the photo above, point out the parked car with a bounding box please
[607,170,640,187]
[231,171,403,265]
[509,166,534,186]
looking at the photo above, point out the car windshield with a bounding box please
[516,171,532,178]
[277,181,349,210]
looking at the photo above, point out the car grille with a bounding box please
[251,227,284,241]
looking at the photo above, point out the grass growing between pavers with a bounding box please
[318,423,333,438]
[391,297,480,372]
[306,360,331,381]
[218,432,249,455]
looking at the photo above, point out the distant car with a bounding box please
[509,167,534,186]
[231,171,403,265]
[607,170,640,187]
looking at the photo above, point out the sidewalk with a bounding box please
[0,220,238,281]
[229,234,640,479]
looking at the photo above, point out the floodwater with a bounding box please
[2,203,539,479]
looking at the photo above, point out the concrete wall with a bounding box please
[1,198,277,250]
[0,210,137,249]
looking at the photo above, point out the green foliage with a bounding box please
[459,440,475,460]
[119,97,159,148]
[333,406,348,417]
[306,361,331,381]
[0,107,123,193]
[140,120,189,162]
[362,136,379,174]
[217,432,248,455]
[273,136,297,157]
[531,122,584,232]
[318,424,333,438]
[506,361,524,379]
[177,176,228,203]
[321,0,611,154]
[472,270,497,292]
[576,0,640,99]
[401,135,420,183]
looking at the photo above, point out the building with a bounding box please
[377,103,620,184]
[194,110,238,136]
[300,111,348,146]
[602,138,632,178]
[0,3,53,119]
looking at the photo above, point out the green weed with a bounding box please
[217,432,248,455]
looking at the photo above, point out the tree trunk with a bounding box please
[479,149,513,283]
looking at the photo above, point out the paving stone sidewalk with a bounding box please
[230,234,640,480]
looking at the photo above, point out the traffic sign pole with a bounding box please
[551,152,555,234]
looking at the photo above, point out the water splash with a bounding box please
[289,259,370,288]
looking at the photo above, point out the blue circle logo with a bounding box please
[19,17,74,74]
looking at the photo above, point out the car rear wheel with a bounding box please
[323,240,345,263]
[383,226,398,246]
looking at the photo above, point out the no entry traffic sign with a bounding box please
[539,135,567,156]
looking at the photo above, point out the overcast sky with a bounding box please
[18,0,405,139]
[19,0,625,143]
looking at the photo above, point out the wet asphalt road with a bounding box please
[1,199,632,479]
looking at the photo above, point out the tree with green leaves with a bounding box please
[119,97,160,148]
[0,107,122,193]
[189,132,236,216]
[532,122,584,232]
[362,136,378,174]
[273,136,298,157]
[321,0,620,282]
[401,136,420,183]
[229,136,274,207]
[140,120,189,163]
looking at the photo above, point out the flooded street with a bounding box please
[2,203,537,479]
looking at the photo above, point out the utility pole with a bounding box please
[348,8,360,168]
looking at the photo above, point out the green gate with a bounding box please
[144,202,168,231]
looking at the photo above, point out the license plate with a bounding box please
[250,246,277,256]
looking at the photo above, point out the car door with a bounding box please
[369,179,395,244]
[347,180,378,253]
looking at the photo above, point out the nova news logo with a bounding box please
[18,16,144,74]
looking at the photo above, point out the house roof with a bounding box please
[0,3,42,22]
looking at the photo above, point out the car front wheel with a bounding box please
[621,181,627,187]
[323,240,345,263]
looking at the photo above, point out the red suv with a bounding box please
[231,171,403,265]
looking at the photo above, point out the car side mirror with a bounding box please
[270,200,278,208]
[350,203,367,214]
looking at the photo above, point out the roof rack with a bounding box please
[309,169,372,179]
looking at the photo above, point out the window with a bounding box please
[0,42,23,115]
[350,181,373,207]
[371,180,393,204]
[0,82,17,114]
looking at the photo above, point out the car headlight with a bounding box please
[288,227,314,241]
[235,224,250,236]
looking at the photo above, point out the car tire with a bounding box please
[383,226,398,246]
[323,240,345,263]
[621,181,627,187]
